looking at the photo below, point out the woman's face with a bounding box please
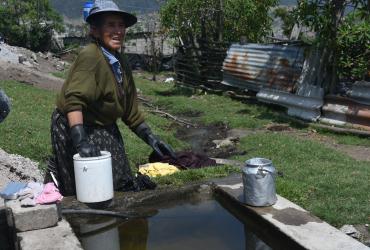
[93,13,126,52]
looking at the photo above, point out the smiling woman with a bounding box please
[90,14,127,53]
[47,0,176,196]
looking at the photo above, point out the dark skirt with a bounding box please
[47,109,134,196]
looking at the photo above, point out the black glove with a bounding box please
[0,89,11,123]
[134,122,176,160]
[70,124,101,157]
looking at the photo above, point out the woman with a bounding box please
[48,0,175,196]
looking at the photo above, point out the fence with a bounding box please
[174,40,229,88]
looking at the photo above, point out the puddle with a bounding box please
[67,199,274,250]
[176,125,247,158]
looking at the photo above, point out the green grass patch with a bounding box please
[154,165,240,186]
[0,80,56,163]
[51,71,67,79]
[134,77,284,129]
[318,129,370,146]
[232,132,370,226]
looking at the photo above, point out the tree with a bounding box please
[0,0,64,51]
[160,0,278,87]
[293,0,369,91]
[160,0,278,45]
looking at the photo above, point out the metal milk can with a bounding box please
[242,158,277,206]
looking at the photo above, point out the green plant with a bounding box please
[337,11,370,80]
[0,0,64,51]
[274,7,296,37]
[160,0,278,44]
[293,0,370,89]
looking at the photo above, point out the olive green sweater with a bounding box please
[57,43,144,129]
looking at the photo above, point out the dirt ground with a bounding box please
[0,149,43,191]
[0,42,65,90]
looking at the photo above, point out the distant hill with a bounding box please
[50,0,296,21]
[49,0,163,20]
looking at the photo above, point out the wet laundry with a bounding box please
[0,181,63,207]
[139,162,180,177]
[36,182,63,205]
[0,182,27,200]
[149,151,217,170]
[18,182,44,207]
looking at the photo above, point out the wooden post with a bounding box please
[219,0,224,42]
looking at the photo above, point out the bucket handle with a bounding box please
[256,166,274,178]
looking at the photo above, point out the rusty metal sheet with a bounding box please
[320,95,370,129]
[222,43,305,92]
[257,89,323,121]
[348,81,370,105]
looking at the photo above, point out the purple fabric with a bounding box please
[149,151,217,170]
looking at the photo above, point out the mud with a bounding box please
[176,123,247,159]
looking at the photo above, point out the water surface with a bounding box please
[70,199,274,250]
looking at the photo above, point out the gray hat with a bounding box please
[86,0,137,27]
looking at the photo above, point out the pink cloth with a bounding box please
[36,183,63,204]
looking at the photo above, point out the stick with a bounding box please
[138,96,197,127]
[148,109,196,127]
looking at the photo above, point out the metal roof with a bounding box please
[222,43,305,92]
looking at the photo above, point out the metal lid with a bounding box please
[73,151,111,161]
[86,0,137,27]
[245,158,272,168]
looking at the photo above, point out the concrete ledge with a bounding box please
[18,219,83,250]
[5,200,58,232]
[212,175,369,250]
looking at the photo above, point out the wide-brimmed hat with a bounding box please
[86,0,137,27]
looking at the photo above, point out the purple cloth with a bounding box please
[149,151,217,170]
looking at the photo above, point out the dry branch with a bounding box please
[138,96,197,127]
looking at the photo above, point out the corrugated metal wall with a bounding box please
[222,44,305,92]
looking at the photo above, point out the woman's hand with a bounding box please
[134,122,176,160]
[67,111,100,157]
[70,124,101,157]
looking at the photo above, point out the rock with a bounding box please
[212,137,239,149]
[46,52,53,60]
[22,61,33,67]
[0,148,43,191]
[55,62,65,71]
[18,219,83,250]
[18,55,27,64]
[5,200,58,232]
[30,53,38,63]
[340,224,362,239]
[0,197,4,207]
[164,77,174,83]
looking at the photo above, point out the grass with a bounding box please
[1,77,370,226]
[234,133,370,226]
[134,77,285,129]
[51,70,69,79]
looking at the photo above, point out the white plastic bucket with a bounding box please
[73,151,114,203]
